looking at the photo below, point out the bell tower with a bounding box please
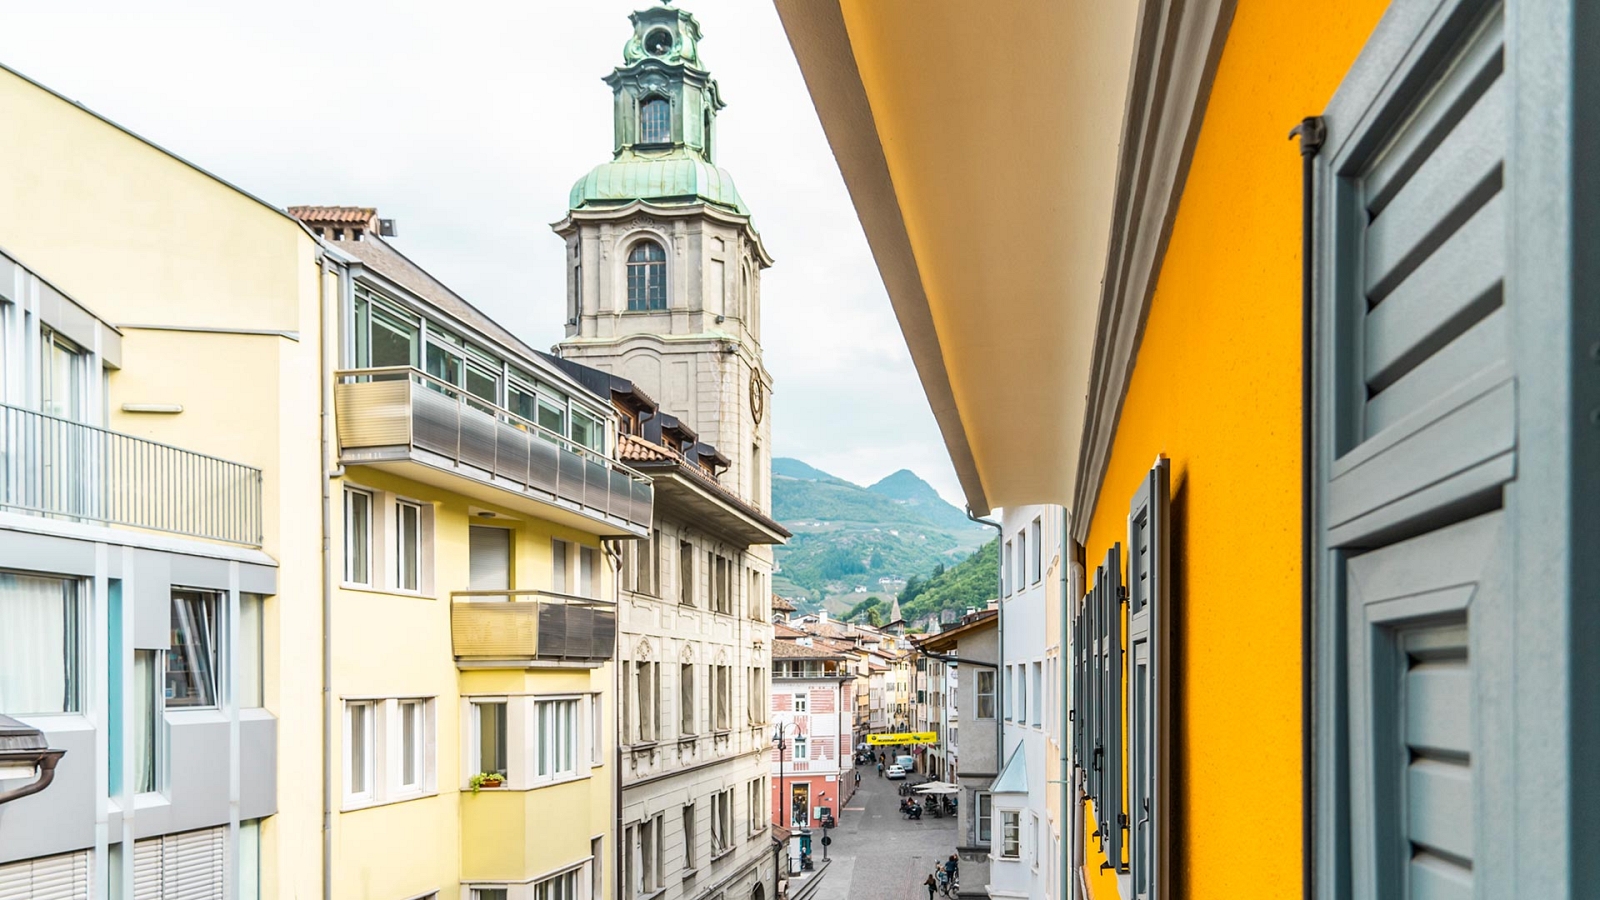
[554,2,774,513]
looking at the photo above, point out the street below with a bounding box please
[807,763,960,900]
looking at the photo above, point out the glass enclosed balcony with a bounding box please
[334,367,652,537]
[0,402,263,546]
[451,589,617,665]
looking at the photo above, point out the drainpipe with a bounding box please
[604,538,625,900]
[317,250,346,900]
[965,508,1003,820]
[1290,115,1325,900]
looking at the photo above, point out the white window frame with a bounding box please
[472,698,509,781]
[976,670,996,719]
[397,698,427,794]
[793,692,807,714]
[343,487,373,586]
[976,793,993,843]
[1029,517,1043,584]
[710,788,734,858]
[344,700,376,805]
[591,693,605,765]
[999,809,1021,859]
[395,499,424,592]
[535,698,579,782]
[682,803,698,871]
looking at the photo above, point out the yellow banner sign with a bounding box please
[866,732,938,746]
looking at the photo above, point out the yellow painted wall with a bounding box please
[332,467,615,899]
[1077,2,1388,898]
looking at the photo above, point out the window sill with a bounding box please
[343,789,440,812]
[710,847,735,864]
[680,868,698,882]
[340,583,435,601]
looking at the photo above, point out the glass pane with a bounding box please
[571,411,601,452]
[345,490,371,584]
[354,296,369,368]
[41,333,83,420]
[641,98,670,144]
[135,650,157,793]
[239,594,263,707]
[426,343,462,387]
[370,309,418,369]
[397,502,421,592]
[0,572,78,713]
[401,701,420,787]
[167,591,218,708]
[537,702,551,777]
[537,399,566,442]
[466,363,499,407]
[478,702,506,776]
[473,891,508,900]
[508,384,537,424]
[350,704,368,793]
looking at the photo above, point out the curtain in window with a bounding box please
[0,572,76,714]
[134,650,156,793]
[168,592,217,708]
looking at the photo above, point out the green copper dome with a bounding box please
[569,151,749,216]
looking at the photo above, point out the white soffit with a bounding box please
[774,0,1138,515]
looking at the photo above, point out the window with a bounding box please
[747,668,766,725]
[343,488,372,584]
[748,570,763,620]
[1029,517,1043,583]
[475,700,507,777]
[682,804,698,869]
[975,670,995,719]
[536,699,578,779]
[1032,662,1043,728]
[792,733,807,762]
[168,591,219,708]
[579,546,598,599]
[1016,665,1028,726]
[1016,530,1027,592]
[793,692,807,714]
[396,500,423,592]
[1003,667,1014,721]
[399,699,425,791]
[472,890,508,900]
[747,779,764,834]
[640,814,664,893]
[134,650,158,793]
[592,693,605,765]
[679,540,695,605]
[353,288,420,369]
[710,788,734,857]
[345,701,375,802]
[534,872,579,900]
[239,593,263,708]
[681,664,696,735]
[571,409,603,453]
[627,241,668,311]
[0,572,80,714]
[1000,810,1021,859]
[1002,541,1012,596]
[713,666,731,731]
[636,662,660,742]
[591,838,604,900]
[40,327,84,421]
[976,793,993,843]
[623,824,637,900]
[640,97,671,144]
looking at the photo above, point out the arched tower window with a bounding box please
[627,240,668,311]
[640,97,671,145]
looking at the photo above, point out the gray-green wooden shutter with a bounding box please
[1127,458,1170,900]
[1310,2,1541,897]
[1084,574,1100,809]
[1093,545,1124,870]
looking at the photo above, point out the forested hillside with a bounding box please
[839,538,998,628]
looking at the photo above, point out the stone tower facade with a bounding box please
[554,3,774,514]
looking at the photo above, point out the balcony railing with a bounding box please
[451,589,617,663]
[334,367,652,533]
[0,402,263,546]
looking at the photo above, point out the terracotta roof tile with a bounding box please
[773,640,847,660]
[617,434,673,463]
[288,205,377,224]
[771,594,797,612]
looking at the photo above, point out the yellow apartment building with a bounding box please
[0,60,645,900]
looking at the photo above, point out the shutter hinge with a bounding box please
[1289,116,1326,157]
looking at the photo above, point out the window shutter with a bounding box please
[163,827,226,900]
[1126,457,1170,900]
[133,837,164,900]
[469,526,511,591]
[0,851,89,900]
[1096,545,1124,872]
[1310,3,1533,898]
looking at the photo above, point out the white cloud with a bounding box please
[0,0,969,507]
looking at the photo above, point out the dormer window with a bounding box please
[640,98,671,145]
[627,241,668,311]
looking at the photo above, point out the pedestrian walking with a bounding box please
[854,770,861,786]
[877,761,884,778]
[924,874,938,900]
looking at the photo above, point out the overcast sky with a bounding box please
[1,0,968,507]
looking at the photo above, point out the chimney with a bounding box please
[286,206,390,243]
[818,609,829,622]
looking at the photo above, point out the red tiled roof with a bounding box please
[288,205,376,224]
[773,640,847,660]
[617,434,673,463]
[772,594,797,612]
[773,622,807,639]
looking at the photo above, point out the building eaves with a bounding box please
[772,640,847,661]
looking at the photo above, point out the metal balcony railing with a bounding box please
[451,589,617,663]
[0,403,263,546]
[334,367,653,532]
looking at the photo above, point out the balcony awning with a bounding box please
[772,0,1139,515]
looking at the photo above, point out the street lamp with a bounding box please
[817,792,831,860]
[771,722,792,827]
[0,714,66,806]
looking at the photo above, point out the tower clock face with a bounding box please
[645,29,673,57]
[750,374,765,425]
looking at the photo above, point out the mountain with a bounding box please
[835,538,998,630]
[769,458,989,611]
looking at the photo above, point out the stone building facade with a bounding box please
[551,7,784,900]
